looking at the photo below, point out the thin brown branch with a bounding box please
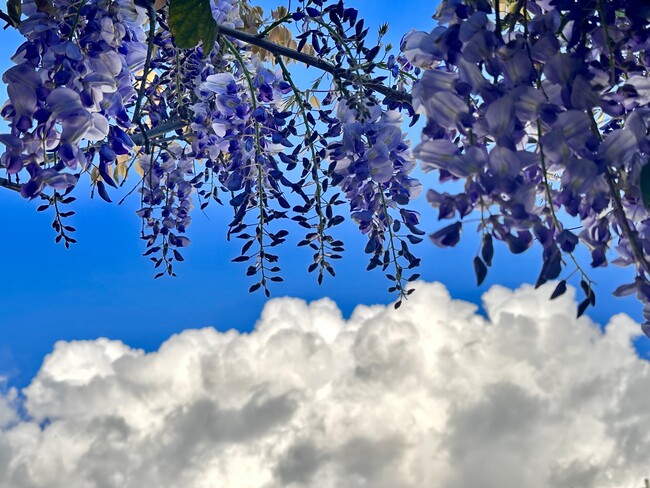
[215,23,412,104]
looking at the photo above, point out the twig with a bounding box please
[536,119,594,284]
[132,3,157,153]
[495,0,503,41]
[0,176,21,193]
[0,9,15,28]
[130,118,189,146]
[597,0,617,85]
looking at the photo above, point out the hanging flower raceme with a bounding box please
[137,143,195,274]
[0,0,147,188]
[403,0,650,333]
[0,0,453,301]
[327,98,423,304]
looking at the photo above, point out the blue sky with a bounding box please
[0,0,647,391]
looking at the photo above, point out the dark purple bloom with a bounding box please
[430,221,462,247]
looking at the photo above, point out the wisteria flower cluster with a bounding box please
[2,0,650,328]
[0,0,421,300]
[403,0,650,332]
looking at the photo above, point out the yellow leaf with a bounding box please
[272,6,288,20]
[239,0,264,33]
[134,69,161,95]
[268,25,293,49]
[301,43,315,57]
[310,95,320,109]
[113,155,131,181]
[135,160,145,177]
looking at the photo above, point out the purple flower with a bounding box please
[20,162,78,199]
[47,88,93,144]
[2,64,41,117]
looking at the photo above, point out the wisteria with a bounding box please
[1,0,650,330]
[401,0,650,332]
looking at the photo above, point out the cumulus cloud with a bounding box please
[0,282,649,488]
[0,377,17,429]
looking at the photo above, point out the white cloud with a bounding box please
[0,282,648,488]
[0,376,17,429]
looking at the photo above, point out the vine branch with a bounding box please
[125,21,411,148]
[130,118,188,146]
[132,3,157,153]
[215,23,412,104]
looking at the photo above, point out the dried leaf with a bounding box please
[271,6,288,20]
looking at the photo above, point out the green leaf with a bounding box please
[169,0,217,55]
[35,0,56,16]
[641,163,650,209]
[6,0,21,26]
